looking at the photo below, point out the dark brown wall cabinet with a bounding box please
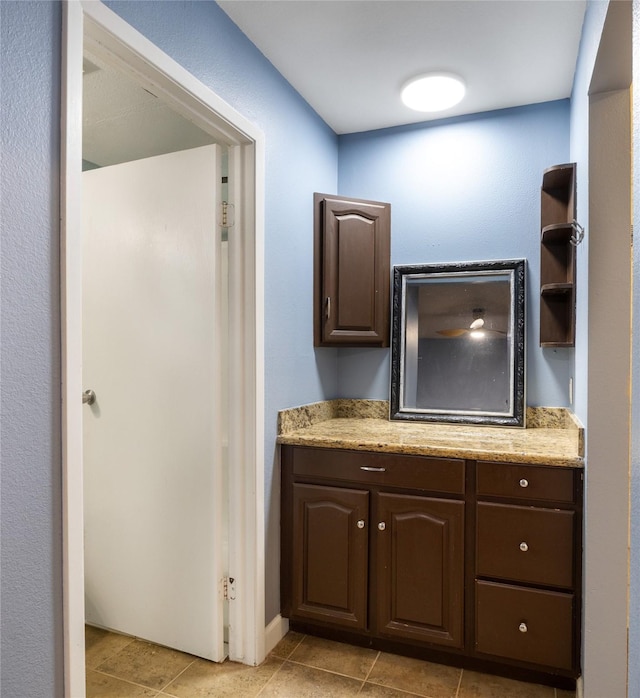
[281,446,583,689]
[314,194,391,347]
[539,163,577,347]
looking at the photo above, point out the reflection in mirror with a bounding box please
[390,260,526,427]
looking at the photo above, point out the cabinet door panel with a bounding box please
[292,483,369,629]
[375,493,464,648]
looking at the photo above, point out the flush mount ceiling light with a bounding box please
[401,73,466,113]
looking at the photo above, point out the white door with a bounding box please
[82,144,226,661]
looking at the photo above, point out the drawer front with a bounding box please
[477,503,574,588]
[291,447,465,494]
[477,461,575,503]
[475,581,574,671]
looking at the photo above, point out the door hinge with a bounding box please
[222,576,236,601]
[220,201,235,229]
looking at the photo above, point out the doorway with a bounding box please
[61,3,266,696]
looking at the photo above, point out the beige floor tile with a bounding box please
[86,670,159,697]
[269,631,305,659]
[458,670,555,698]
[259,661,363,697]
[85,626,136,670]
[95,638,195,690]
[366,653,461,698]
[289,635,378,680]
[162,656,283,698]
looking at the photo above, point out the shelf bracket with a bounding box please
[570,219,585,246]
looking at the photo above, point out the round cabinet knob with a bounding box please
[378,522,386,531]
[518,622,528,633]
[357,520,365,529]
[519,542,529,552]
[519,478,529,488]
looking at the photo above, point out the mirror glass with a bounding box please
[390,259,526,427]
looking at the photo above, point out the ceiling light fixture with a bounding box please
[401,72,466,113]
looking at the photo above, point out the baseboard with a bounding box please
[265,614,289,655]
[576,676,583,698]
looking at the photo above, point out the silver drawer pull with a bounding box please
[519,542,529,552]
[378,522,386,531]
[519,478,529,488]
[357,520,365,529]
[360,466,386,472]
[518,622,528,633]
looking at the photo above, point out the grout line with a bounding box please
[285,657,373,682]
[85,628,137,671]
[255,656,288,696]
[455,667,464,698]
[158,657,198,694]
[88,668,170,695]
[285,631,306,658]
[356,650,380,696]
[362,650,381,684]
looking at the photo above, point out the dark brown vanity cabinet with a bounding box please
[281,446,465,648]
[281,446,583,687]
[474,461,582,676]
[539,163,577,347]
[313,194,391,347]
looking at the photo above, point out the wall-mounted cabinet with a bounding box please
[539,164,577,347]
[314,193,391,347]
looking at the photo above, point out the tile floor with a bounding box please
[86,626,576,698]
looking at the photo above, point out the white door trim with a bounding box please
[61,2,265,695]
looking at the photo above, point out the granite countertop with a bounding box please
[277,400,584,468]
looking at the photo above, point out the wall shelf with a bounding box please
[539,163,576,347]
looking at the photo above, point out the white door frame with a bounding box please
[61,2,265,696]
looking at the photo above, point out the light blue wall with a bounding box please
[1,2,64,696]
[337,102,573,407]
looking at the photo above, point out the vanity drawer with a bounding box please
[476,461,575,503]
[476,503,574,588]
[291,447,465,494]
[475,580,574,670]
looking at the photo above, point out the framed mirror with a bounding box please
[390,259,526,427]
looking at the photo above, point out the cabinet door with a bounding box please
[314,193,391,347]
[291,483,369,629]
[375,493,464,648]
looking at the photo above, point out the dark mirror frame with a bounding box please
[390,259,526,427]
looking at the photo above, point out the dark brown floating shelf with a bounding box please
[539,163,576,347]
[541,283,573,296]
[541,223,574,244]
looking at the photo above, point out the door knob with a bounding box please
[83,389,96,405]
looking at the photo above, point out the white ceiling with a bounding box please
[218,0,587,134]
[83,0,587,167]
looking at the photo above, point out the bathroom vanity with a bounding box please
[278,400,583,689]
